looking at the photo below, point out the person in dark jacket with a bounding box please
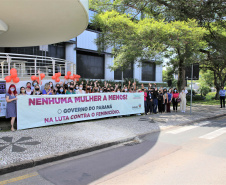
[153,87,158,114]
[162,88,168,112]
[147,88,154,114]
[158,89,164,113]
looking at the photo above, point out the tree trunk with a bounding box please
[177,59,186,92]
[215,87,220,100]
[214,71,220,100]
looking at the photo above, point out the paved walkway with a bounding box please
[0,104,225,174]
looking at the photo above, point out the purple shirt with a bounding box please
[42,89,52,95]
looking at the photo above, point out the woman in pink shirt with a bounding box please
[144,89,148,115]
[172,88,179,112]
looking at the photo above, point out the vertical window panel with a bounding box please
[77,51,104,79]
[114,63,133,80]
[142,61,156,81]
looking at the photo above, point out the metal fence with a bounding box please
[0,53,76,80]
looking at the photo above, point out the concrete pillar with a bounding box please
[134,62,141,81]
[105,54,114,80]
[65,43,76,73]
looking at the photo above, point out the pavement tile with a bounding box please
[0,104,225,173]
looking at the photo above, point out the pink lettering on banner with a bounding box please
[103,95,107,101]
[71,113,90,120]
[55,116,69,122]
[29,97,73,106]
[55,98,61,104]
[96,110,120,116]
[43,98,48,105]
[61,98,67,104]
[68,97,73,103]
[29,98,35,106]
[74,97,80,103]
[19,93,144,130]
[74,96,102,103]
[28,94,127,106]
[44,117,53,123]
[49,98,55,104]
[108,95,127,101]
[36,98,41,105]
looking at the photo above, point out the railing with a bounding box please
[0,53,76,80]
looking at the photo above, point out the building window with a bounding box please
[48,43,65,59]
[114,62,134,80]
[142,61,156,81]
[77,51,104,79]
[89,10,96,23]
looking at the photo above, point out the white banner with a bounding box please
[0,94,6,117]
[17,93,144,130]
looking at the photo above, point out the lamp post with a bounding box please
[190,63,193,115]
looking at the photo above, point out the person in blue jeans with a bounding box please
[219,86,226,108]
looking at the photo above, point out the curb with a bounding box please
[0,113,225,176]
[0,136,136,176]
[131,113,226,139]
[179,112,226,126]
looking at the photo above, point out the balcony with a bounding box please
[0,53,76,80]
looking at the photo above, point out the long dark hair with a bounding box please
[8,84,17,95]
[20,86,26,94]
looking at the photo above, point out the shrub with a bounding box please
[186,95,206,101]
[198,86,211,96]
[187,89,196,96]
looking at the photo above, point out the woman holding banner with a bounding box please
[32,85,42,95]
[66,84,76,94]
[19,87,26,95]
[76,84,86,94]
[25,82,32,95]
[42,83,53,95]
[5,84,17,131]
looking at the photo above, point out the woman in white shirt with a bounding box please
[76,84,86,94]
[179,88,187,113]
[25,82,32,95]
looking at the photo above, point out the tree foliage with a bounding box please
[162,66,177,87]
[92,10,207,68]
[90,0,226,93]
[199,21,226,99]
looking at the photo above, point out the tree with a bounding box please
[199,22,226,99]
[162,66,177,87]
[91,10,207,91]
[198,69,214,87]
[90,0,225,92]
[197,70,213,96]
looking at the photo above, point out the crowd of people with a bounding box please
[143,84,187,115]
[5,79,188,131]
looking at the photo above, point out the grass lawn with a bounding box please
[187,92,219,105]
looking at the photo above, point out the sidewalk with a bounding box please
[0,104,225,175]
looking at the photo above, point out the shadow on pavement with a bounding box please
[38,131,160,185]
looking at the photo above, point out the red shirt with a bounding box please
[173,93,179,98]
[144,92,147,101]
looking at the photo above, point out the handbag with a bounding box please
[177,98,181,103]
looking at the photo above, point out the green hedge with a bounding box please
[187,89,197,95]
[186,95,206,101]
